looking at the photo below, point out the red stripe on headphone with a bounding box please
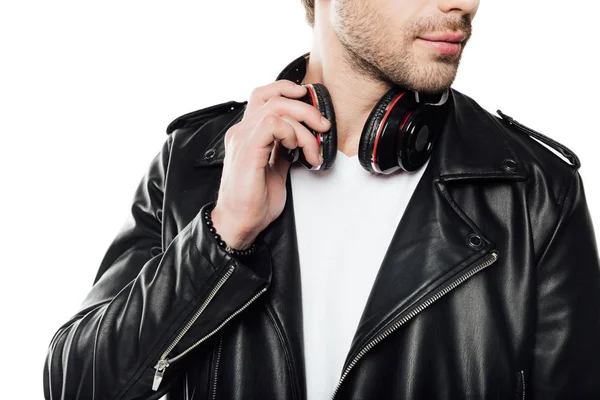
[373,92,406,171]
[400,112,412,129]
[307,84,318,108]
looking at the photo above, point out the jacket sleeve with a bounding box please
[530,170,600,399]
[43,134,272,400]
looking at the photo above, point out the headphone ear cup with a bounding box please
[397,106,443,171]
[283,83,337,170]
[358,87,407,174]
[311,84,337,170]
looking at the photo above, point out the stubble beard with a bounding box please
[333,1,472,94]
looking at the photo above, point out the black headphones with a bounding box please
[275,52,451,174]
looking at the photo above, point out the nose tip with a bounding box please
[438,0,480,17]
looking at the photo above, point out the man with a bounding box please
[44,0,600,399]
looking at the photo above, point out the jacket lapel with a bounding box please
[341,89,529,371]
[342,149,492,367]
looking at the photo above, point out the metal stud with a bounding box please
[203,148,216,160]
[467,233,483,248]
[502,158,518,172]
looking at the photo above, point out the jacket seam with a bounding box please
[92,303,106,399]
[435,179,482,236]
[440,172,525,179]
[160,133,175,253]
[534,169,577,269]
[264,304,300,400]
[443,171,516,176]
[557,169,577,207]
[190,213,220,271]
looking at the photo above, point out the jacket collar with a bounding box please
[194,88,529,182]
[434,89,528,182]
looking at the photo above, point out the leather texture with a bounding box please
[308,83,337,171]
[44,88,600,400]
[294,83,338,171]
[358,87,401,172]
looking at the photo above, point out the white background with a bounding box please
[1,1,598,398]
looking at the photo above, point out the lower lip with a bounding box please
[417,38,462,56]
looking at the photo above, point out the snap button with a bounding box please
[501,158,518,172]
[467,233,483,248]
[203,148,216,160]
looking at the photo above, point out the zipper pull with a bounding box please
[152,359,170,391]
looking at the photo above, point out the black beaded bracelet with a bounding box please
[203,203,257,258]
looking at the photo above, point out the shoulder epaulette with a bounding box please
[497,109,581,169]
[166,100,248,135]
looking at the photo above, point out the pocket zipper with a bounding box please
[151,264,267,391]
[211,336,224,400]
[518,370,526,400]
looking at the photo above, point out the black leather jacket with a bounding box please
[44,87,600,400]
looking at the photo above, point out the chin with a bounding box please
[413,79,455,93]
[406,63,459,93]
[400,75,456,94]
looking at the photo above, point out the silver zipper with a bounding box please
[520,370,526,400]
[152,264,267,391]
[331,251,498,399]
[211,336,224,400]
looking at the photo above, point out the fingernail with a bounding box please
[321,117,330,126]
[319,155,324,164]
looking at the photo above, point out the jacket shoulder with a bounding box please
[166,100,248,135]
[491,108,581,204]
[495,109,580,169]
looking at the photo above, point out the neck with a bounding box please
[301,12,394,157]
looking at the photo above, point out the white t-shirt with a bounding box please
[290,149,429,399]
